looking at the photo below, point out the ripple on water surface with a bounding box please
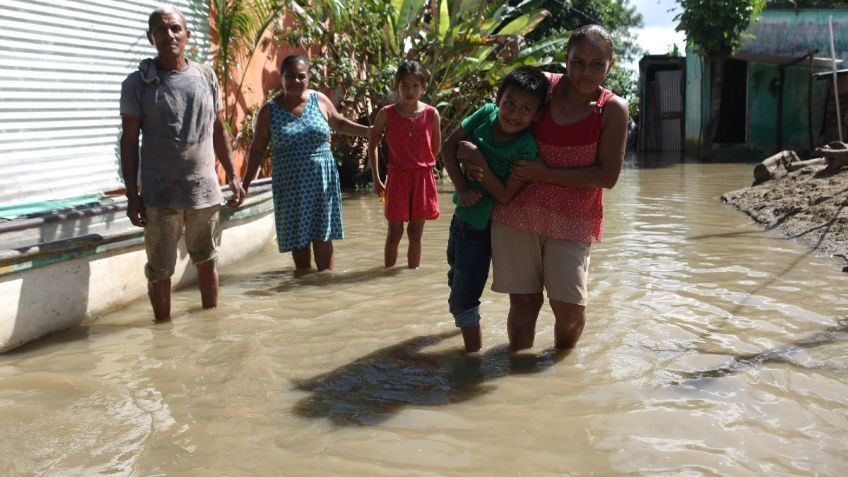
[2,163,848,476]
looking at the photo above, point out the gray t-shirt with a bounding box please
[120,59,224,208]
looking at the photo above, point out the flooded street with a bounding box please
[2,159,847,476]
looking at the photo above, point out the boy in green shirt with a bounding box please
[442,66,548,352]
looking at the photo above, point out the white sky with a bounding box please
[627,0,687,68]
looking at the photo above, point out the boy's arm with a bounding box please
[441,126,470,193]
[367,109,388,196]
[457,141,523,204]
[486,177,526,204]
[510,96,628,189]
[442,127,481,207]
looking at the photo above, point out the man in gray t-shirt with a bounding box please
[119,6,244,322]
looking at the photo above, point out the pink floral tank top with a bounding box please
[491,73,613,243]
[384,103,436,170]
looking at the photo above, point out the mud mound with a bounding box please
[722,165,848,270]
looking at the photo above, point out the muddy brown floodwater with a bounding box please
[1,158,847,476]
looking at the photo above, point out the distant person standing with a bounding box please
[367,60,441,269]
[120,6,244,321]
[239,55,371,271]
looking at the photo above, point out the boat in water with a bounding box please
[0,179,275,352]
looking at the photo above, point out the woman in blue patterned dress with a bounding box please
[240,55,371,270]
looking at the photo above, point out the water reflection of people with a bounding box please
[292,331,566,425]
[238,55,371,271]
[466,25,629,351]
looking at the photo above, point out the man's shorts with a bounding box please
[490,221,590,306]
[144,205,221,282]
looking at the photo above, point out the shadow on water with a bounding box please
[238,266,403,295]
[292,331,570,426]
[672,319,848,387]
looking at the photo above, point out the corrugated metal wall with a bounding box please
[655,70,684,152]
[0,0,211,207]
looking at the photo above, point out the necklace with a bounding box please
[406,115,416,137]
[396,103,422,137]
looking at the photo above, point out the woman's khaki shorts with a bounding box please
[144,205,221,282]
[491,221,590,306]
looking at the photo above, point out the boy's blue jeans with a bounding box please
[446,215,492,328]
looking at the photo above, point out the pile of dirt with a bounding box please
[721,164,848,271]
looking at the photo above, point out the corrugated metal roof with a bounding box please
[0,0,211,207]
[738,11,848,66]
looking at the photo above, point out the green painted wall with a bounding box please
[747,62,777,150]
[684,9,846,159]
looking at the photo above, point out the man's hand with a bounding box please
[126,193,146,227]
[227,176,246,207]
[458,189,482,208]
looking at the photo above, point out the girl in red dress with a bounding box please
[367,61,441,268]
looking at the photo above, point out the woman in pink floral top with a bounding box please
[468,25,629,351]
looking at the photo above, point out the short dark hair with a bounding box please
[566,24,614,60]
[281,54,309,71]
[148,6,187,33]
[395,60,429,86]
[496,66,548,110]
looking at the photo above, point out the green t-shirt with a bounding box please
[453,102,538,230]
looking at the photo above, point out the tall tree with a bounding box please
[210,0,286,133]
[519,0,643,104]
[676,0,766,159]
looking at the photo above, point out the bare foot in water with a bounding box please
[461,325,482,353]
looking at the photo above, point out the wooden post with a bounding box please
[786,157,826,171]
[753,150,799,184]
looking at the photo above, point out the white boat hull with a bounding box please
[0,182,275,352]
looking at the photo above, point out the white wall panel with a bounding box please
[0,0,211,207]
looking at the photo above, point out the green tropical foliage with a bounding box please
[211,0,286,132]
[522,1,643,67]
[283,0,563,130]
[676,0,766,159]
[280,0,566,185]
[210,0,643,184]
[519,0,642,107]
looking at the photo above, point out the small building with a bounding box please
[638,55,686,154]
[684,8,848,159]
